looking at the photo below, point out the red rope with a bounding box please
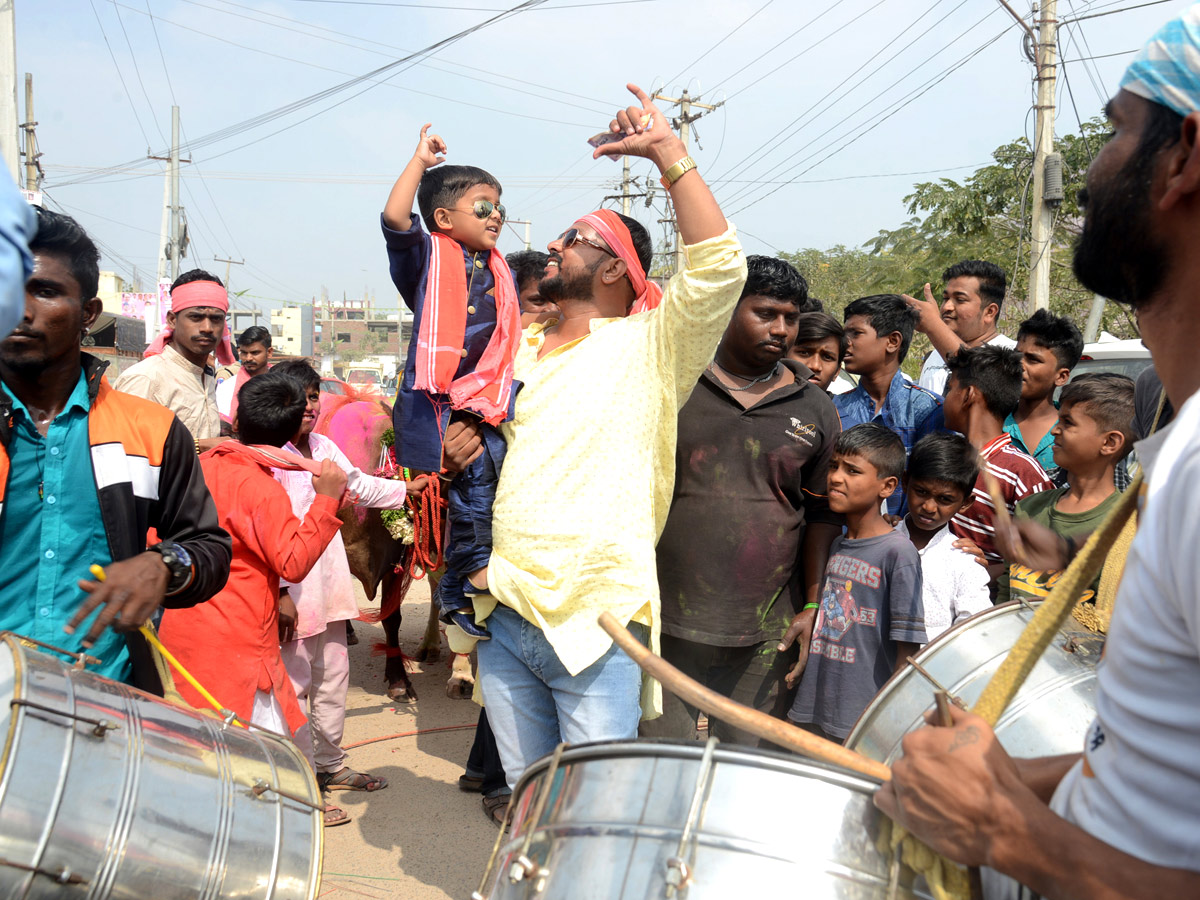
[407,476,446,576]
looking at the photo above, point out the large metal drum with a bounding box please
[846,601,1103,764]
[474,739,934,900]
[0,632,323,899]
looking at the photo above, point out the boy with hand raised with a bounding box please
[382,125,521,641]
[785,423,927,744]
[998,374,1135,605]
[897,432,991,641]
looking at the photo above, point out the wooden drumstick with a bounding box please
[598,612,892,783]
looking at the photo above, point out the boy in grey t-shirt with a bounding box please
[787,424,927,742]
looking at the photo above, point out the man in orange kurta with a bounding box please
[159,373,347,735]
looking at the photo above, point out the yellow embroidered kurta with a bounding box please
[476,224,747,712]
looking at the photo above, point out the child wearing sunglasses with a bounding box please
[381,124,523,640]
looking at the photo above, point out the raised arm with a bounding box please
[383,124,446,232]
[593,84,726,245]
[903,283,968,362]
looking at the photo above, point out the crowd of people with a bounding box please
[2,6,1200,896]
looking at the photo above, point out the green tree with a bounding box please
[781,118,1138,377]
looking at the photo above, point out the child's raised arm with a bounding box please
[383,123,446,232]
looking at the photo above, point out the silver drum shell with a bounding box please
[845,601,1103,764]
[477,740,935,900]
[0,633,323,899]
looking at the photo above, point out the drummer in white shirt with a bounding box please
[875,9,1200,897]
[902,259,1015,397]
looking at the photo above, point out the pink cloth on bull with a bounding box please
[144,280,236,366]
[273,433,408,639]
[576,209,663,315]
[413,232,521,426]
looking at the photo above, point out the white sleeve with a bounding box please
[323,439,408,510]
[951,550,992,623]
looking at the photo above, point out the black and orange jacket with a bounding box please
[0,353,232,693]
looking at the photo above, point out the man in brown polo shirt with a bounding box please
[647,255,841,745]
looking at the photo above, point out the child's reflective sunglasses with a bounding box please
[452,199,506,223]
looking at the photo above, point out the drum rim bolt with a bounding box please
[665,857,692,890]
[507,854,536,884]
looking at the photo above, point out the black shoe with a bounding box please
[458,771,485,793]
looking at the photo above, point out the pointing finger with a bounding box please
[626,82,651,105]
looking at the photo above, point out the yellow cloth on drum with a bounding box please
[878,474,1143,900]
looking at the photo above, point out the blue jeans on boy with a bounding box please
[436,422,506,619]
[478,605,648,790]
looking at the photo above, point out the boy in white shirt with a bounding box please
[270,360,427,827]
[896,432,991,641]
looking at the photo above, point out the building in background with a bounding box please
[314,296,411,384]
[270,304,314,357]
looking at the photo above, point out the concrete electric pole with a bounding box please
[0,1,17,183]
[21,72,38,192]
[149,106,191,284]
[1027,0,1059,311]
[653,89,722,275]
[215,256,244,294]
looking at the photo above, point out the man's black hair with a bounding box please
[31,207,100,302]
[237,324,272,349]
[236,370,307,446]
[945,344,1024,419]
[271,358,321,391]
[615,212,653,275]
[1138,100,1186,158]
[907,431,980,499]
[505,250,550,292]
[1060,372,1136,459]
[795,311,847,361]
[417,165,502,234]
[942,260,1007,313]
[170,268,224,291]
[843,293,920,362]
[1016,309,1084,370]
[741,255,812,310]
[834,422,907,481]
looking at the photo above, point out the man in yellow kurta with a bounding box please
[469,85,748,789]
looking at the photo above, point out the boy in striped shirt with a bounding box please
[941,344,1052,588]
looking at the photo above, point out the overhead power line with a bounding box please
[49,0,552,188]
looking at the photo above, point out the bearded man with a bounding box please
[876,9,1200,898]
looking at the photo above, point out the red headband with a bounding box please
[143,279,235,365]
[171,280,229,314]
[576,210,662,314]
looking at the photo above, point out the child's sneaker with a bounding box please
[450,610,491,640]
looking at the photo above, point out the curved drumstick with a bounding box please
[598,612,892,783]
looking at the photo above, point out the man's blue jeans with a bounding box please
[478,605,648,790]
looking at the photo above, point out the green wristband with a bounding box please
[803,602,819,611]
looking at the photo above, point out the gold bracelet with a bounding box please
[195,439,201,456]
[659,156,697,190]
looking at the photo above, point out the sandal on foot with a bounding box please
[323,805,353,827]
[318,767,389,792]
[458,771,485,793]
[482,792,512,828]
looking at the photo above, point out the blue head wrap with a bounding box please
[1120,5,1200,118]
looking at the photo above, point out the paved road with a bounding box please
[319,581,498,899]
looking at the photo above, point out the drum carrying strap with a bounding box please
[138,625,248,728]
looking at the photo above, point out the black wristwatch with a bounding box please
[150,541,195,595]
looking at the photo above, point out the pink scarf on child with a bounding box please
[413,233,521,426]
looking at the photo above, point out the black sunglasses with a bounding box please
[559,228,616,257]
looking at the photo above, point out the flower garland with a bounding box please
[376,427,415,545]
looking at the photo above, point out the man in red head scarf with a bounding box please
[114,269,233,450]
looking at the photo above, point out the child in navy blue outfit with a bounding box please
[381,124,523,639]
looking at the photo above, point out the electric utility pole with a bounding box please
[149,106,191,283]
[21,72,38,192]
[1028,0,1059,311]
[215,256,244,294]
[507,218,532,250]
[653,89,722,275]
[0,1,16,183]
[621,157,631,215]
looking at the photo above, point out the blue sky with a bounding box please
[18,0,1189,314]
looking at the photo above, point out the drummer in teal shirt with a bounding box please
[0,370,130,682]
